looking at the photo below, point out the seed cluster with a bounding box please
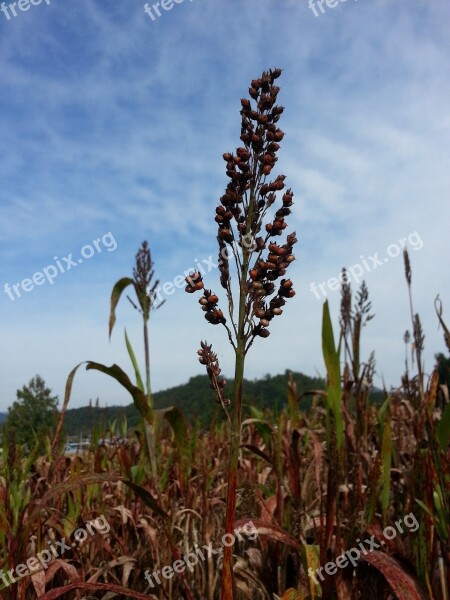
[197,341,230,408]
[185,68,297,345]
[133,241,164,319]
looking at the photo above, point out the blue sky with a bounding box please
[0,0,449,411]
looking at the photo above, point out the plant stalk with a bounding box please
[143,319,157,479]
[220,242,250,600]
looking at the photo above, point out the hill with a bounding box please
[62,370,325,437]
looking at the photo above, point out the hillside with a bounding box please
[61,370,325,437]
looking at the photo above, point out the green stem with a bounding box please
[221,239,251,600]
[143,319,151,404]
[143,319,157,479]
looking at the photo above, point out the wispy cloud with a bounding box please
[0,0,449,409]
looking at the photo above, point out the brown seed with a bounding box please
[223,152,232,161]
[273,308,283,316]
[185,272,201,284]
[208,294,219,304]
[254,308,266,318]
[260,319,270,327]
[263,165,272,175]
[258,328,270,338]
[199,297,208,306]
[286,255,295,263]
[195,281,204,290]
[282,279,293,289]
[249,269,258,280]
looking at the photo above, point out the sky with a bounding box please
[0,0,449,411]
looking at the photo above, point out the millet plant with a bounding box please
[185,67,297,599]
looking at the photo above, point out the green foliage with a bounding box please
[435,352,450,388]
[4,375,58,451]
[60,370,325,437]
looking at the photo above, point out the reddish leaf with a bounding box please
[235,518,302,552]
[39,581,156,600]
[361,551,427,600]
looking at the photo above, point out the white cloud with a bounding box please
[0,0,449,410]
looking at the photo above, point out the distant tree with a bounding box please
[4,375,59,451]
[436,353,450,388]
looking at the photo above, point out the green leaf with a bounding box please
[415,498,434,519]
[124,328,144,392]
[321,300,343,448]
[85,361,151,421]
[163,406,189,464]
[300,544,320,599]
[247,405,264,420]
[433,488,448,540]
[242,418,273,449]
[379,395,391,428]
[109,277,134,339]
